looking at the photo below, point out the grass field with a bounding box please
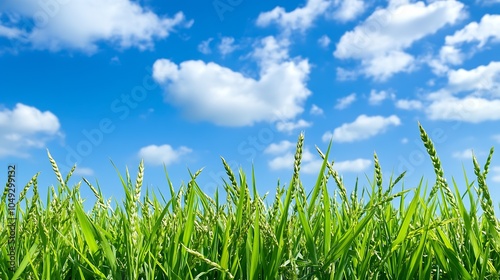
[1,123,500,279]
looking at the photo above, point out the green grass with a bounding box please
[1,123,500,279]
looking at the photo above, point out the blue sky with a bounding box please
[1,0,500,209]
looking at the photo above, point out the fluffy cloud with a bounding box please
[427,45,464,75]
[153,36,311,126]
[445,14,500,49]
[334,93,356,109]
[430,14,500,73]
[0,0,191,53]
[0,103,61,158]
[447,61,500,93]
[322,115,401,142]
[423,62,500,123]
[426,95,500,123]
[138,144,192,166]
[334,0,465,80]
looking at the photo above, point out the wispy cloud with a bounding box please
[335,93,356,109]
[198,38,213,54]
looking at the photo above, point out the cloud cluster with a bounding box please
[153,36,311,126]
[334,0,465,80]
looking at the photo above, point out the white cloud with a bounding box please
[276,119,312,134]
[426,96,500,123]
[334,0,465,80]
[331,0,366,22]
[251,36,290,68]
[153,36,311,126]
[255,0,365,35]
[1,0,192,53]
[447,61,500,93]
[0,103,61,158]
[452,148,476,160]
[430,14,500,72]
[318,35,331,48]
[401,138,409,144]
[427,45,464,75]
[368,89,395,105]
[333,158,371,173]
[138,144,192,166]
[363,51,416,81]
[310,104,324,115]
[322,114,401,142]
[264,140,295,155]
[218,37,238,56]
[439,45,464,66]
[445,14,500,49]
[422,61,500,123]
[395,99,423,110]
[198,38,213,54]
[334,93,356,109]
[256,0,331,34]
[492,134,500,143]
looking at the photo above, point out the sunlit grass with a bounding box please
[1,123,499,279]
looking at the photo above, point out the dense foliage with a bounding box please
[1,123,499,279]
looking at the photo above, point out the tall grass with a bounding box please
[1,124,499,279]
